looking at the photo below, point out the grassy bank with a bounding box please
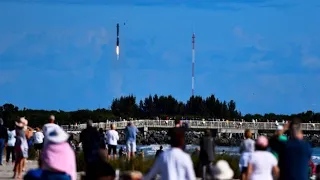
[76,152,240,179]
[27,147,240,178]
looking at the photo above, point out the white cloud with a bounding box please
[302,56,320,68]
[0,70,19,85]
[298,41,320,69]
[0,28,111,71]
[233,26,267,51]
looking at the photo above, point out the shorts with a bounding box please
[241,167,248,174]
[126,141,136,153]
[34,143,43,150]
[239,152,251,172]
[107,145,117,155]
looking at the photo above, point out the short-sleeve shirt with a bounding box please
[249,151,277,180]
[125,126,138,143]
[106,130,119,145]
[240,139,255,153]
[34,132,44,144]
[279,139,312,180]
[7,130,16,147]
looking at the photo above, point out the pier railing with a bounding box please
[61,120,320,132]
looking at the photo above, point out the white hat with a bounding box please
[46,125,69,144]
[213,160,234,180]
[16,117,28,128]
[277,125,284,131]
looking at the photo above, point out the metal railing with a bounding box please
[61,120,320,131]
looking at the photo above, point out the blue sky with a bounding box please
[0,0,320,114]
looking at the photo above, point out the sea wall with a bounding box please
[70,129,320,147]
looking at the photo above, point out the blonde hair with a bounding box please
[244,129,252,139]
[110,124,116,130]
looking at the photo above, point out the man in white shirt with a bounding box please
[33,128,45,157]
[42,115,60,146]
[106,124,119,160]
[143,130,196,180]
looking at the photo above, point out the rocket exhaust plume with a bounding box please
[116,23,120,60]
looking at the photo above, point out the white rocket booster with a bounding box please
[116,23,120,60]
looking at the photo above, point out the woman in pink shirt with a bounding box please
[41,125,76,180]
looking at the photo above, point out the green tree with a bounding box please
[1,94,320,127]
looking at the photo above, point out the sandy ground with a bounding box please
[0,160,84,180]
[0,160,37,180]
[0,160,214,180]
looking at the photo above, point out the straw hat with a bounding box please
[45,125,69,144]
[15,117,28,128]
[213,160,234,180]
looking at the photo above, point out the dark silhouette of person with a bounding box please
[155,146,164,158]
[80,120,100,178]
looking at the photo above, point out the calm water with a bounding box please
[128,144,320,164]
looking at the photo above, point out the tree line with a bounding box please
[1,94,319,127]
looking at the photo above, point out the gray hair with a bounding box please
[289,119,302,138]
[49,115,55,120]
[87,119,93,127]
[0,118,3,126]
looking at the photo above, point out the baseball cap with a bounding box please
[277,125,284,131]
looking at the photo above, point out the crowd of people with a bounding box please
[239,118,319,180]
[0,116,320,180]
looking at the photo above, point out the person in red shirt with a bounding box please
[309,160,316,177]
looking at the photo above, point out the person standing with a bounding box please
[41,125,76,180]
[124,122,139,160]
[80,120,100,179]
[168,119,187,151]
[143,130,196,180]
[6,125,16,164]
[247,136,279,180]
[278,119,312,180]
[33,127,44,158]
[42,115,59,146]
[13,117,29,179]
[239,129,255,180]
[98,128,106,150]
[106,124,119,160]
[199,129,215,180]
[269,125,288,160]
[0,118,8,165]
[155,146,164,158]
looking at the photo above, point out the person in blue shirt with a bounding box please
[124,122,139,160]
[278,119,312,180]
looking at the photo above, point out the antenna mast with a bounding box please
[192,33,195,97]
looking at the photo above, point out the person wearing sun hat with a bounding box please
[41,125,76,180]
[42,115,60,146]
[247,136,279,180]
[213,160,234,180]
[13,117,29,179]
